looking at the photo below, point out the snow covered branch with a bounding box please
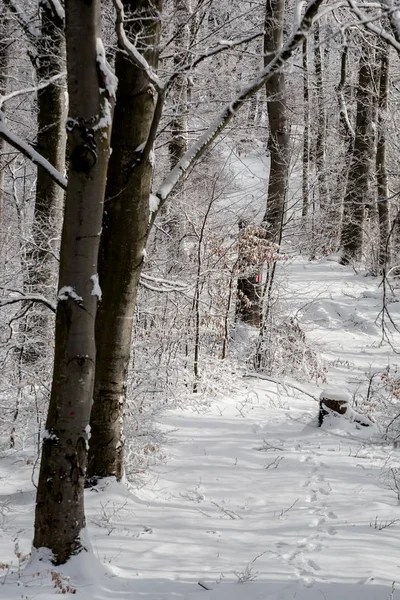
[0,294,56,313]
[41,0,65,28]
[0,72,66,110]
[347,0,400,53]
[140,272,188,293]
[0,73,68,191]
[165,30,265,90]
[153,0,324,211]
[111,0,161,91]
[3,0,40,42]
[0,114,67,191]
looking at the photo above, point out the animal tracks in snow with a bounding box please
[275,453,340,585]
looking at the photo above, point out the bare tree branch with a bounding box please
[348,0,400,52]
[3,0,40,43]
[0,294,56,313]
[112,0,161,91]
[0,114,67,190]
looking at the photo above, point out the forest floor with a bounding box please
[2,256,400,599]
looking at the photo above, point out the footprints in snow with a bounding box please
[277,454,338,585]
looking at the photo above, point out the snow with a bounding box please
[2,255,400,599]
[42,0,65,23]
[320,388,351,402]
[90,274,102,301]
[95,38,118,99]
[149,193,160,213]
[57,285,83,303]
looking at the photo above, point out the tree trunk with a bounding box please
[32,4,66,286]
[33,0,113,564]
[336,44,354,249]
[0,6,9,265]
[340,43,374,264]
[376,44,390,269]
[302,38,309,218]
[87,0,162,483]
[313,22,329,212]
[236,219,262,327]
[168,0,189,168]
[164,0,190,267]
[262,0,289,241]
[23,4,66,363]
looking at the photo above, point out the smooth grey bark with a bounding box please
[25,3,66,361]
[0,7,9,265]
[168,0,189,168]
[33,0,113,564]
[32,3,66,284]
[313,21,329,212]
[262,0,290,240]
[376,44,390,269]
[87,0,162,483]
[340,43,374,264]
[302,38,310,217]
[164,0,190,266]
[336,45,354,247]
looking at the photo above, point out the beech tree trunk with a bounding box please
[0,7,8,264]
[168,0,189,168]
[262,0,289,240]
[313,22,329,212]
[87,0,162,483]
[164,0,190,267]
[33,0,113,564]
[32,4,66,284]
[376,44,390,269]
[302,38,310,218]
[340,43,374,264]
[24,4,66,361]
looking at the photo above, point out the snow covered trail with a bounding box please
[1,257,400,599]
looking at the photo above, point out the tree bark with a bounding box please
[24,3,66,361]
[302,38,310,218]
[236,220,262,327]
[376,44,390,269]
[168,0,189,168]
[164,0,190,267]
[32,3,66,284]
[33,0,113,564]
[0,6,9,265]
[313,22,329,212]
[262,0,289,241]
[87,0,162,483]
[340,43,374,264]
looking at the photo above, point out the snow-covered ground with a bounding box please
[1,257,400,600]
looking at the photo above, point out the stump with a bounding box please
[318,389,351,426]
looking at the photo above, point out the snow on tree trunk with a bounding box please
[340,42,375,265]
[376,44,390,269]
[33,0,114,564]
[302,38,310,218]
[0,6,8,267]
[87,0,162,483]
[313,22,329,215]
[262,0,289,241]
